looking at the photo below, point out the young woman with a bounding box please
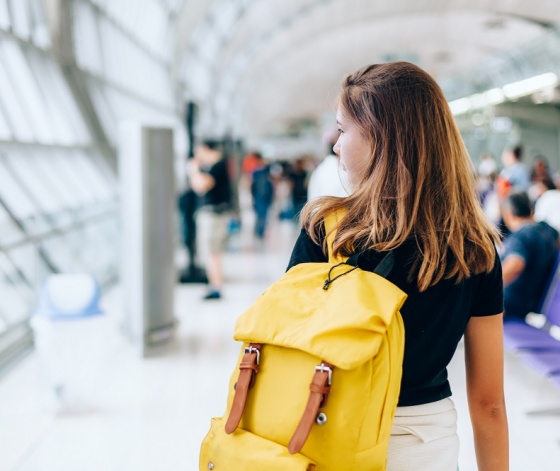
[287,62,509,470]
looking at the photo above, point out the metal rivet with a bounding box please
[316,412,327,425]
[208,462,214,470]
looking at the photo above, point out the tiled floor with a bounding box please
[1,210,560,470]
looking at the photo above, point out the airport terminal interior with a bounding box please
[1,0,560,470]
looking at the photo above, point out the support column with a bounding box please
[119,123,177,356]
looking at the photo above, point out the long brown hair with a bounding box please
[301,62,500,291]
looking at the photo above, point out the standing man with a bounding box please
[187,139,232,300]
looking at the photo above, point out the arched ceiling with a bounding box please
[175,0,560,142]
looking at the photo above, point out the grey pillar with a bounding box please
[119,123,176,356]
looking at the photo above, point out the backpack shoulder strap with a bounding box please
[323,210,346,264]
[324,209,395,278]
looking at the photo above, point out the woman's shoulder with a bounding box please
[286,227,327,270]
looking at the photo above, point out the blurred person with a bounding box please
[250,154,275,239]
[241,151,262,176]
[187,139,232,300]
[286,158,309,220]
[495,145,530,238]
[240,151,262,192]
[496,144,530,197]
[530,156,555,190]
[289,62,508,470]
[500,191,559,320]
[478,152,497,181]
[554,170,560,189]
[307,127,350,199]
[476,152,500,223]
[534,188,560,233]
[481,186,501,226]
[528,156,556,202]
[276,161,296,221]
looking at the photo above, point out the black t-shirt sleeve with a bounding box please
[286,228,327,271]
[471,248,504,317]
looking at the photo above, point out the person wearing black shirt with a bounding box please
[187,139,232,300]
[288,233,503,408]
[288,62,508,470]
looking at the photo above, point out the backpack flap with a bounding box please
[233,262,407,370]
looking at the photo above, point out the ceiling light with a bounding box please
[448,73,557,115]
[484,88,505,105]
[448,98,471,114]
[502,73,558,99]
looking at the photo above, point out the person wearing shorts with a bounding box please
[187,139,232,300]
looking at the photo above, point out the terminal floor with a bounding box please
[1,215,560,470]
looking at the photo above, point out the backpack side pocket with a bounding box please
[200,418,316,471]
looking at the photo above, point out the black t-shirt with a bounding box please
[286,228,504,407]
[200,159,231,209]
[501,221,559,319]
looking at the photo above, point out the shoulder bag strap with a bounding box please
[324,210,394,277]
[323,210,346,264]
[224,343,262,434]
[288,361,334,454]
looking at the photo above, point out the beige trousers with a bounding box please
[387,397,459,471]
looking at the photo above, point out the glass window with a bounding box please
[41,233,83,273]
[0,252,33,324]
[69,215,118,283]
[0,0,10,30]
[96,17,173,110]
[0,156,38,219]
[82,218,118,281]
[0,310,7,333]
[90,150,117,186]
[73,2,177,152]
[0,53,34,141]
[28,148,79,209]
[73,150,115,200]
[29,0,50,48]
[191,23,211,61]
[86,80,117,143]
[100,0,167,58]
[74,1,103,73]
[198,28,221,65]
[213,1,238,38]
[0,204,23,247]
[0,104,12,139]
[0,39,54,143]
[161,0,184,14]
[185,58,213,99]
[51,150,97,206]
[3,148,64,214]
[26,48,75,145]
[8,244,39,291]
[9,0,30,40]
[42,55,91,144]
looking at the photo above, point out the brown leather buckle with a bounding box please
[224,343,262,434]
[288,361,334,454]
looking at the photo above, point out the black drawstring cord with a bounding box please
[323,262,358,290]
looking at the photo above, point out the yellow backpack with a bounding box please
[200,211,407,470]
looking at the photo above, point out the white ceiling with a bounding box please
[176,0,560,141]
